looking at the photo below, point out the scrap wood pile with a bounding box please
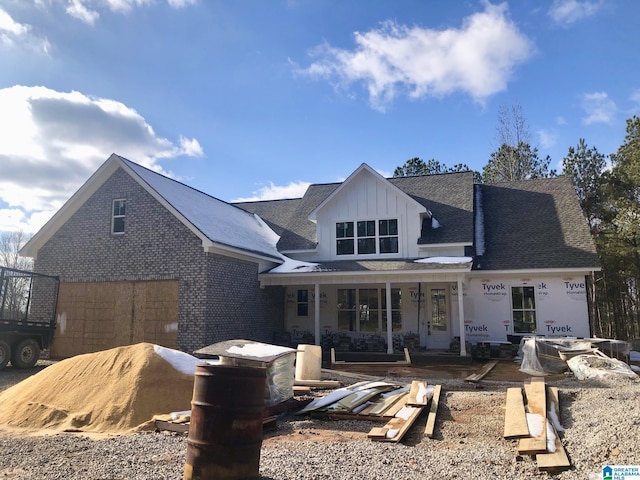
[298,379,442,442]
[503,377,570,472]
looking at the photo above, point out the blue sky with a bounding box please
[1,0,639,234]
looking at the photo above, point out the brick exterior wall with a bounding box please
[205,253,284,345]
[34,167,284,353]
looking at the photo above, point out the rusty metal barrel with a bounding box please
[183,364,267,480]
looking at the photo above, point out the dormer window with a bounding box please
[112,199,126,234]
[336,219,398,255]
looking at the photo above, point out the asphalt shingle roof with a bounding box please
[236,172,474,251]
[389,171,474,244]
[476,176,599,271]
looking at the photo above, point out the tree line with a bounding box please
[394,109,640,342]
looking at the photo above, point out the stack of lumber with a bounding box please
[503,377,570,472]
[367,380,442,443]
[298,379,442,443]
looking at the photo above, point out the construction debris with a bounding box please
[294,378,442,443]
[503,377,571,472]
[464,359,498,382]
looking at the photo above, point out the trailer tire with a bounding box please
[11,338,40,369]
[0,340,10,370]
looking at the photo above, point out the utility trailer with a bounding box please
[0,267,60,369]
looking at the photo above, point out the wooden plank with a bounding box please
[548,386,560,422]
[518,378,547,455]
[293,385,311,395]
[154,419,189,433]
[367,427,388,438]
[424,384,442,438]
[504,387,529,438]
[407,381,429,406]
[536,423,570,471]
[384,392,409,417]
[361,388,409,416]
[321,368,381,382]
[294,379,341,389]
[370,404,424,443]
[465,360,498,382]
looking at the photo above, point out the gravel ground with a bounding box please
[1,360,639,479]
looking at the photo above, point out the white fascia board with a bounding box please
[259,266,472,286]
[279,249,317,255]
[20,154,121,259]
[417,242,472,249]
[467,267,601,277]
[204,241,283,265]
[308,163,426,221]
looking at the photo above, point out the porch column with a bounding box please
[386,281,393,354]
[457,275,467,356]
[314,283,320,346]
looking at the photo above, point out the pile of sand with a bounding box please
[0,343,200,434]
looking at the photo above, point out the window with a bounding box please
[336,218,398,255]
[512,286,536,333]
[337,288,356,331]
[338,288,401,332]
[382,288,402,332]
[430,288,447,331]
[297,289,308,317]
[379,219,398,254]
[358,288,379,332]
[112,199,126,234]
[357,221,376,254]
[336,222,354,255]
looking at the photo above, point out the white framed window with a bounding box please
[112,199,126,234]
[337,287,401,332]
[336,218,398,256]
[512,286,536,333]
[379,219,398,254]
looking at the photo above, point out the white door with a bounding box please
[426,286,450,350]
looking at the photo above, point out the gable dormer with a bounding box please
[309,164,427,260]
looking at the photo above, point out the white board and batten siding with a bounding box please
[314,169,424,260]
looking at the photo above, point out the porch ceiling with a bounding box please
[258,258,472,286]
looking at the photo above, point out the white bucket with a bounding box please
[295,344,322,381]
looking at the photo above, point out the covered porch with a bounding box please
[260,258,473,356]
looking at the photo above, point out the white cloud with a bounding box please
[66,0,100,25]
[537,129,557,149]
[555,116,567,126]
[581,91,617,125]
[0,7,49,53]
[59,0,195,24]
[179,135,203,157]
[548,0,604,27]
[233,181,311,202]
[168,0,197,7]
[0,85,203,233]
[296,2,535,111]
